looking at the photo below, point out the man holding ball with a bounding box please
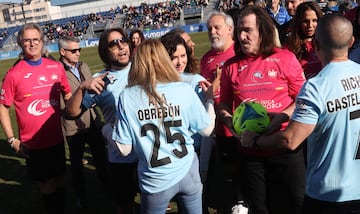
[217,6,306,214]
[242,14,360,214]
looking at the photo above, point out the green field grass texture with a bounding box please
[0,31,212,213]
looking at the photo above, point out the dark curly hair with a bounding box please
[160,32,199,74]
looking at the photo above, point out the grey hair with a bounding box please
[58,35,80,50]
[16,23,44,46]
[207,11,234,35]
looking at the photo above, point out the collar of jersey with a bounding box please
[24,57,42,66]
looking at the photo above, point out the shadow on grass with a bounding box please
[0,140,116,214]
[0,139,43,214]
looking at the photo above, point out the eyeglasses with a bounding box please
[107,38,129,49]
[22,38,41,45]
[64,48,81,54]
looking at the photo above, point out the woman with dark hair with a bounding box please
[160,32,215,183]
[160,32,199,75]
[129,29,145,57]
[286,2,323,79]
[169,28,196,56]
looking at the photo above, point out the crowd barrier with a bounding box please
[0,23,207,61]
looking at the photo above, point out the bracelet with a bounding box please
[253,135,260,149]
[7,136,16,145]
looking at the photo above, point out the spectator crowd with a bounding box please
[0,0,210,48]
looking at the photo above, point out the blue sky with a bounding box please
[0,0,23,3]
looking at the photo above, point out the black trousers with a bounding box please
[303,195,360,214]
[66,126,108,200]
[240,148,306,214]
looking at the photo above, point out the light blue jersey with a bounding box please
[81,63,137,164]
[292,60,360,202]
[112,82,211,194]
[180,72,206,149]
[180,73,206,102]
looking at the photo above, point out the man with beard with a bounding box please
[241,14,360,214]
[200,11,246,214]
[66,28,138,214]
[218,6,305,214]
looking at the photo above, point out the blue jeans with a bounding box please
[140,155,203,214]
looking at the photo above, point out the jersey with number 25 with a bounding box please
[112,82,211,194]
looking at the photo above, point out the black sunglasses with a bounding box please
[64,48,81,54]
[107,38,129,49]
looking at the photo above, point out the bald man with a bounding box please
[241,14,360,214]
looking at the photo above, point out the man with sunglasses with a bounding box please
[0,23,72,213]
[66,28,138,214]
[58,35,109,209]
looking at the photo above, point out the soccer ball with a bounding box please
[232,101,270,135]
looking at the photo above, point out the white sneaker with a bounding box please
[231,201,249,214]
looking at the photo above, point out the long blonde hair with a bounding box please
[128,38,181,107]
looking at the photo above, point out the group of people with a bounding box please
[1,1,360,214]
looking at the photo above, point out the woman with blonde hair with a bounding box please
[112,39,215,213]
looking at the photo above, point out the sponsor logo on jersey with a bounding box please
[37,75,48,85]
[251,70,264,82]
[238,64,248,72]
[265,57,280,62]
[296,99,307,109]
[260,99,283,110]
[24,73,32,78]
[268,69,278,78]
[27,98,58,116]
[27,99,48,116]
[47,64,58,69]
[51,74,58,81]
[207,58,215,64]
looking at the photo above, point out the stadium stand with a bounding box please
[0,0,209,49]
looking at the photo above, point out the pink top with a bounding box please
[0,58,71,149]
[221,48,305,156]
[200,43,235,137]
[299,41,322,79]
